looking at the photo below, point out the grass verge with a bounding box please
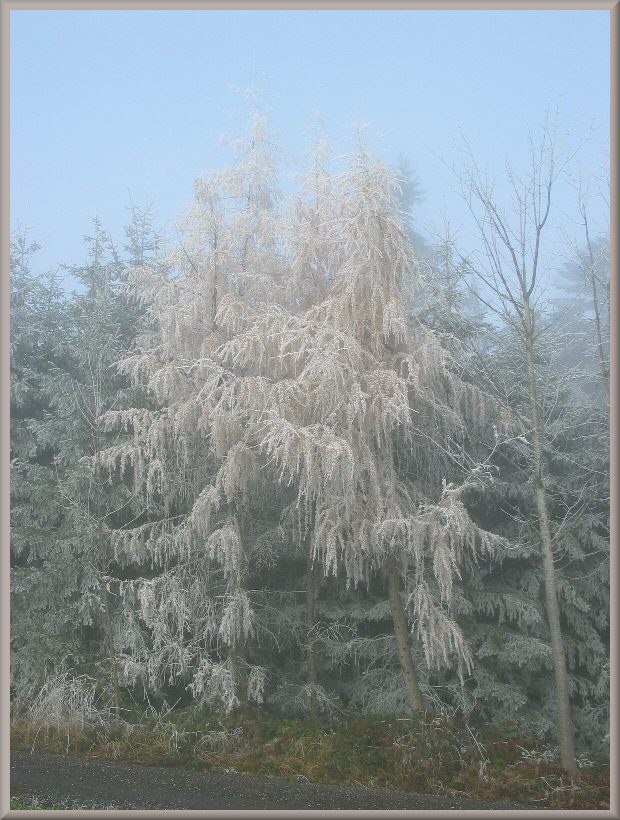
[11,708,609,810]
[10,795,66,810]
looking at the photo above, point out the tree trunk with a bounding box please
[583,211,609,399]
[227,499,249,711]
[524,306,577,775]
[100,557,121,719]
[230,640,248,710]
[94,420,121,719]
[306,547,319,718]
[386,555,425,713]
[589,273,610,400]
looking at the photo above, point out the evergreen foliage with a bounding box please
[10,112,609,769]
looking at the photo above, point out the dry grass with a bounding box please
[10,708,610,810]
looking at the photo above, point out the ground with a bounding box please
[11,750,530,811]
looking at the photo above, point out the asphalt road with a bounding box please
[11,750,534,811]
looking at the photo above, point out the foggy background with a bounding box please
[10,8,610,285]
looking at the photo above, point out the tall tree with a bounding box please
[10,230,84,700]
[105,108,284,711]
[452,321,609,753]
[452,121,594,773]
[10,211,157,714]
[220,138,505,714]
[60,215,150,714]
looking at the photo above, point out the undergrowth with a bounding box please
[10,704,609,810]
[10,796,64,810]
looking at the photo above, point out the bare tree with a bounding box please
[454,119,583,774]
[575,183,610,399]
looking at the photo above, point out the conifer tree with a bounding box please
[217,137,506,714]
[10,230,83,699]
[455,319,610,755]
[104,108,284,710]
[10,212,157,713]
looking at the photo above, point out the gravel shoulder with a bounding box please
[10,750,535,811]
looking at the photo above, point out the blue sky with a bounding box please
[11,9,610,284]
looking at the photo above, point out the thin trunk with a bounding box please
[590,274,609,399]
[98,501,121,717]
[211,211,218,331]
[583,215,609,399]
[228,497,249,711]
[100,552,121,718]
[230,640,248,709]
[94,419,121,719]
[306,546,319,718]
[386,555,425,713]
[523,305,577,775]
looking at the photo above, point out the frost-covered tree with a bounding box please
[60,215,154,714]
[10,230,81,699]
[104,108,285,711]
[102,121,509,719]
[10,108,609,762]
[10,212,157,713]
[217,136,506,715]
[454,323,610,756]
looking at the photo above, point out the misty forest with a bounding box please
[10,106,610,807]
